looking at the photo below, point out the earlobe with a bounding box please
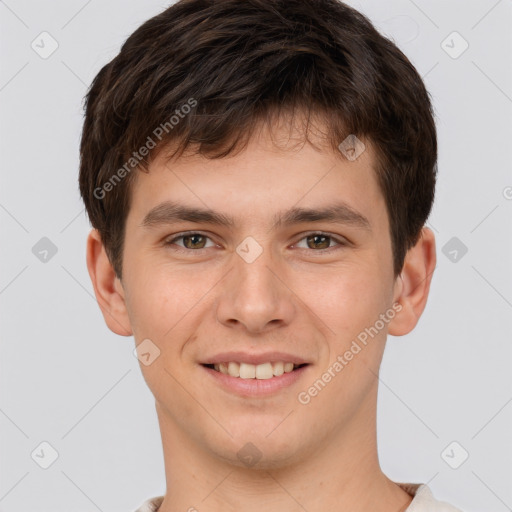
[85,229,133,336]
[388,227,437,337]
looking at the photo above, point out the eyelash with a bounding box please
[164,231,348,254]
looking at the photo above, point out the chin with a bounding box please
[208,428,306,471]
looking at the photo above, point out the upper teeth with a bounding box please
[213,361,297,379]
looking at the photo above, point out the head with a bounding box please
[81,0,437,469]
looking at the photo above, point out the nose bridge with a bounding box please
[236,237,277,294]
[216,235,294,332]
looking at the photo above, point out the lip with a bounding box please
[202,363,310,397]
[201,351,309,366]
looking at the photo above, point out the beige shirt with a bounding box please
[396,483,463,511]
[133,482,463,511]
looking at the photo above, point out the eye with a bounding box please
[164,231,348,254]
[164,232,216,251]
[293,232,347,251]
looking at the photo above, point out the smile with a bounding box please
[205,361,306,379]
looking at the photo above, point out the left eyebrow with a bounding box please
[139,200,371,232]
[271,203,371,231]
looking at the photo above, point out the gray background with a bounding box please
[1,0,511,511]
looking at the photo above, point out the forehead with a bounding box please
[126,121,387,235]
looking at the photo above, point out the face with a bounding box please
[115,121,403,468]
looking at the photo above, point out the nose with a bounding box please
[215,240,295,334]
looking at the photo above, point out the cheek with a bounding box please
[307,264,386,332]
[125,264,216,343]
[306,266,392,381]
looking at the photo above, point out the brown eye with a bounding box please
[306,234,331,250]
[294,232,345,251]
[165,232,215,251]
[181,234,207,249]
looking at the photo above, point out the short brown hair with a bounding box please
[79,0,437,280]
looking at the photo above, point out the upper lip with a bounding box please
[201,351,309,366]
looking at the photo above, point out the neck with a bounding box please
[154,389,412,512]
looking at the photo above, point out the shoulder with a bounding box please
[133,496,164,512]
[398,483,464,512]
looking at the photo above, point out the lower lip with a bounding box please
[202,365,309,397]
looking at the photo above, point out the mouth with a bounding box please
[202,362,309,379]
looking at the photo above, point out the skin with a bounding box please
[86,115,436,512]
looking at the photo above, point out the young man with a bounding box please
[79,0,463,510]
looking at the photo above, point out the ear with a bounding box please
[85,228,133,336]
[388,227,436,336]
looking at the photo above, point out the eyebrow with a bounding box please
[140,200,371,231]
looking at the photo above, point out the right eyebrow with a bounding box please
[140,201,235,228]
